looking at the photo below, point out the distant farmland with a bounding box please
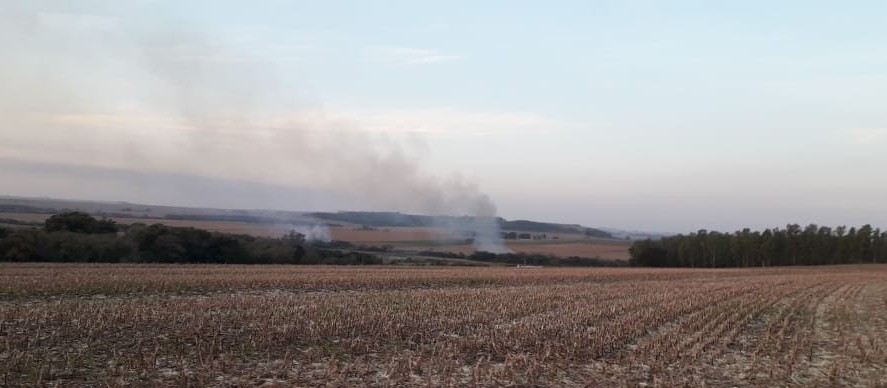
[329,226,632,260]
[1,264,885,386]
[0,199,633,260]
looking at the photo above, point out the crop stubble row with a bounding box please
[1,264,886,386]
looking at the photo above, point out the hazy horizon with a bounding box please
[2,1,886,233]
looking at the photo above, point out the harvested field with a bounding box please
[507,241,631,259]
[2,264,887,386]
[337,227,632,260]
[400,240,631,260]
[329,226,456,243]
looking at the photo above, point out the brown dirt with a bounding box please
[397,240,631,260]
[508,241,631,259]
[2,264,886,386]
[329,226,631,259]
[329,226,457,243]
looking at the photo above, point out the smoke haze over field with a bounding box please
[0,2,508,251]
[1,1,887,233]
[286,224,331,243]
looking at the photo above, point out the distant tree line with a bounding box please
[501,232,552,240]
[163,213,299,225]
[0,204,57,214]
[0,212,381,265]
[630,224,887,267]
[500,220,612,239]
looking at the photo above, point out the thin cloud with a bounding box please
[844,128,887,145]
[334,108,571,135]
[42,107,571,136]
[365,46,462,66]
[37,12,119,32]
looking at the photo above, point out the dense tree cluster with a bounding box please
[630,224,887,267]
[44,211,118,234]
[500,220,613,238]
[0,212,381,265]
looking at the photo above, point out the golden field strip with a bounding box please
[1,265,886,386]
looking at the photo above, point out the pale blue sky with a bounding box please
[1,1,886,232]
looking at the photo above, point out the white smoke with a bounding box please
[0,3,508,253]
[287,224,331,243]
[471,217,509,253]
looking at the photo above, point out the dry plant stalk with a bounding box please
[1,263,886,386]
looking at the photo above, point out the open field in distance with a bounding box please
[2,264,886,386]
[0,210,633,260]
[331,226,632,260]
[0,212,48,225]
[329,226,456,243]
[406,240,633,260]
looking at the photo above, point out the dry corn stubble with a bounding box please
[1,263,886,386]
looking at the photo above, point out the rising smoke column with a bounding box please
[0,3,509,252]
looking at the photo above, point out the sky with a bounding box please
[1,0,886,233]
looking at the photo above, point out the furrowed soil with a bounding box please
[2,264,886,386]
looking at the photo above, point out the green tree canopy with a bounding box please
[630,224,887,267]
[44,212,118,234]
